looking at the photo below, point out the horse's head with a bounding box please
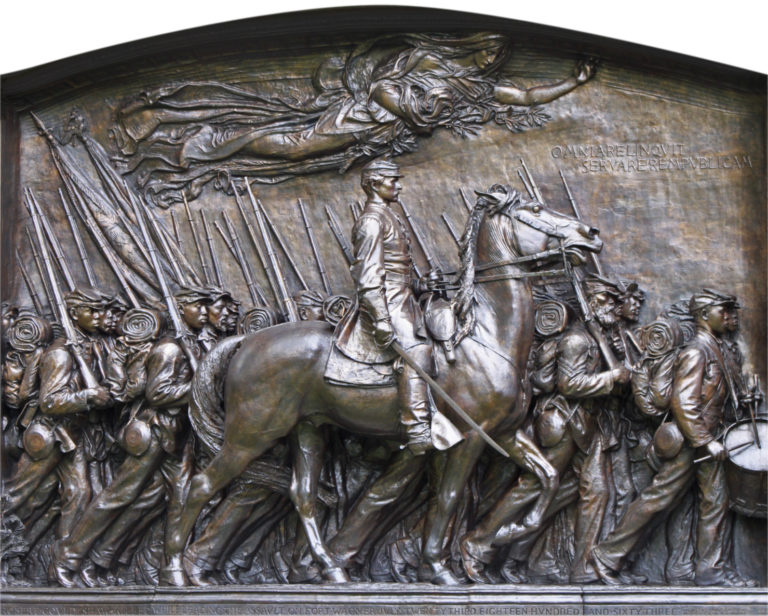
[475,184,603,265]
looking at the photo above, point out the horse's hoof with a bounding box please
[419,561,460,585]
[183,554,214,587]
[159,556,188,587]
[323,566,350,584]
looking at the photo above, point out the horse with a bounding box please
[167,184,603,585]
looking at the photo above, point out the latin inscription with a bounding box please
[550,143,753,173]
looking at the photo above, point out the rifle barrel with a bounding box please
[183,194,211,285]
[25,188,100,388]
[17,250,45,316]
[223,212,267,306]
[29,191,76,292]
[325,204,354,265]
[441,213,460,246]
[520,158,544,204]
[459,187,474,213]
[60,188,96,286]
[559,170,604,276]
[26,228,56,319]
[299,199,332,295]
[258,200,309,291]
[200,210,223,287]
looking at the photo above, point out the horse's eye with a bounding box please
[532,205,540,214]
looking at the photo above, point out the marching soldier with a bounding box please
[199,288,240,350]
[461,279,629,583]
[592,290,755,587]
[51,288,210,587]
[334,159,434,454]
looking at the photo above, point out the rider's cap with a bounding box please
[361,159,403,180]
[64,287,112,309]
[205,286,241,307]
[174,286,213,305]
[689,289,739,314]
[583,274,621,298]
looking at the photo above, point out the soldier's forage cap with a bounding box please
[361,159,403,180]
[174,286,212,305]
[106,294,129,310]
[206,287,241,306]
[64,287,112,309]
[689,289,739,314]
[294,290,325,308]
[583,274,621,298]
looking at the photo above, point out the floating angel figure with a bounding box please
[112,33,595,207]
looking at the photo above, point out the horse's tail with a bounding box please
[189,335,245,460]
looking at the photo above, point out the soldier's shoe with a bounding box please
[590,548,621,586]
[79,561,99,588]
[49,559,77,588]
[459,535,493,584]
[695,569,757,588]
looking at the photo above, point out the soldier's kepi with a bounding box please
[334,159,466,455]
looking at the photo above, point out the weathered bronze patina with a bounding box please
[1,7,765,613]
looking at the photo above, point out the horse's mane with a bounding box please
[452,184,524,344]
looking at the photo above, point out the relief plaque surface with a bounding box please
[1,7,766,615]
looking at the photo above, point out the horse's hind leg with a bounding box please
[290,421,349,583]
[167,441,273,584]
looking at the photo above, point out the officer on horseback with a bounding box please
[334,159,434,455]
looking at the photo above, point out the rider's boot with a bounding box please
[398,352,433,456]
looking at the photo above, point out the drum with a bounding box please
[723,418,768,518]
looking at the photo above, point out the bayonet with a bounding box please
[183,194,211,285]
[459,187,474,213]
[257,200,309,291]
[244,181,299,321]
[222,212,268,306]
[200,210,223,287]
[441,213,460,246]
[325,204,354,265]
[26,227,56,318]
[520,158,544,203]
[29,191,76,292]
[171,210,184,252]
[60,188,96,286]
[299,199,332,295]
[232,183,281,307]
[127,188,198,372]
[559,170,604,276]
[25,188,100,389]
[17,251,45,316]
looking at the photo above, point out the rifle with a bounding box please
[232,182,281,308]
[28,191,76,292]
[127,189,199,372]
[25,188,100,389]
[299,199,332,295]
[17,251,45,316]
[66,182,142,308]
[559,170,604,276]
[349,202,360,222]
[26,227,56,319]
[257,200,309,291]
[325,204,354,265]
[200,210,223,287]
[142,202,188,286]
[170,210,183,250]
[183,194,211,285]
[441,213,461,246]
[399,200,438,278]
[519,158,544,204]
[244,182,299,322]
[222,213,268,306]
[517,169,536,200]
[59,189,96,286]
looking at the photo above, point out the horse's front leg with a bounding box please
[506,428,559,531]
[289,421,349,583]
[420,433,486,584]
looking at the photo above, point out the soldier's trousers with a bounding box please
[53,433,197,571]
[594,444,729,584]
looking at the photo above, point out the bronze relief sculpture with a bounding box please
[0,7,765,610]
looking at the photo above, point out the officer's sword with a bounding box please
[390,341,509,458]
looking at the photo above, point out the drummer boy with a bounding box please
[592,290,755,587]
